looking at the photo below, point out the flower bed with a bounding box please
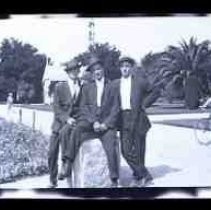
[0,118,49,184]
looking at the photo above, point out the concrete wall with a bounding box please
[0,105,53,136]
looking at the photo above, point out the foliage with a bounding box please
[0,118,49,184]
[0,38,47,103]
[74,42,122,80]
[161,37,211,95]
[141,37,211,102]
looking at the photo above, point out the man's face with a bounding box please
[92,63,104,81]
[120,61,133,78]
[67,68,80,80]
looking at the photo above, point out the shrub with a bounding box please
[0,118,49,184]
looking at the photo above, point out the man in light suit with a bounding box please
[48,59,82,188]
[65,57,120,187]
[112,57,161,187]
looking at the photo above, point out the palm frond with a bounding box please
[193,40,211,71]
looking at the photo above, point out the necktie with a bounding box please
[73,79,78,103]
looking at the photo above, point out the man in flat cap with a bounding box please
[65,57,120,187]
[112,56,161,187]
[48,59,82,188]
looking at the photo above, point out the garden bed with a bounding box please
[0,118,49,184]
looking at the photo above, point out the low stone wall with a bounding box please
[0,105,53,135]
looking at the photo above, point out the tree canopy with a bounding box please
[0,38,47,103]
[74,42,122,80]
[141,37,211,102]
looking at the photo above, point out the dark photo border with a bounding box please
[1,0,211,201]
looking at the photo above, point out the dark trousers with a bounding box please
[65,120,120,181]
[48,124,72,184]
[120,110,151,180]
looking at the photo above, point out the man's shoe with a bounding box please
[58,162,68,180]
[110,178,119,188]
[48,181,58,188]
[66,176,73,188]
[130,179,143,187]
[58,173,65,180]
[141,176,154,187]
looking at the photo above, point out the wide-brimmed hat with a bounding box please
[63,59,81,72]
[86,57,102,72]
[119,56,136,66]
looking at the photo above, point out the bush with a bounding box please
[0,118,49,184]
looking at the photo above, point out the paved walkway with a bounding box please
[1,104,211,191]
[1,123,211,189]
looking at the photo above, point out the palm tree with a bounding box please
[162,37,211,93]
[142,37,211,104]
[141,52,163,82]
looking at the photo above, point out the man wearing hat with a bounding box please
[48,58,82,188]
[65,57,120,187]
[112,56,161,187]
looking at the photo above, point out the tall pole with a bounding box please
[88,19,95,47]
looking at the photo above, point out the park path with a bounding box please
[1,123,211,188]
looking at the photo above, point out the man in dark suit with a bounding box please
[65,57,120,187]
[112,56,161,187]
[48,59,82,188]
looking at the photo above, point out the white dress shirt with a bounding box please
[67,78,80,100]
[95,78,105,107]
[120,76,132,110]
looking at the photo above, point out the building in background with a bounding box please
[42,58,68,104]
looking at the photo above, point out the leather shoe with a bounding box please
[48,181,58,188]
[129,179,143,187]
[141,176,154,187]
[110,179,119,188]
[58,162,68,180]
[66,176,73,188]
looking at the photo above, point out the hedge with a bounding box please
[0,118,49,184]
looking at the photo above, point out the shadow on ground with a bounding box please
[119,164,181,187]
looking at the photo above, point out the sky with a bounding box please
[1,15,211,65]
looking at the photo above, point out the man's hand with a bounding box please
[67,117,76,127]
[100,123,108,131]
[93,121,101,132]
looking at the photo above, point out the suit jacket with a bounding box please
[113,72,160,135]
[78,79,119,129]
[51,81,82,133]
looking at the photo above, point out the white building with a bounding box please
[42,61,68,104]
[42,60,89,104]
